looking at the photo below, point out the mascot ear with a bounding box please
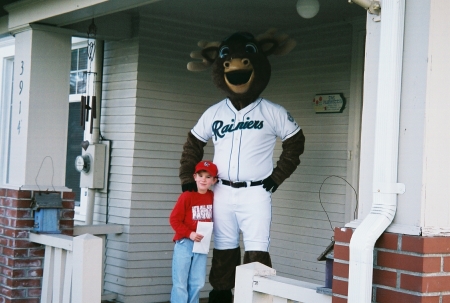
[187,40,220,72]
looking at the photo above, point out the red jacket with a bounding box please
[169,190,214,241]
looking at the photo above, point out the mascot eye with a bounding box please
[245,43,258,54]
[219,46,230,58]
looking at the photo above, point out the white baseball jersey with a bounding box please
[192,98,300,182]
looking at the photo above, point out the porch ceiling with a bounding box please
[134,0,366,32]
[2,0,366,37]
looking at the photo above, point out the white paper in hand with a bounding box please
[192,221,213,254]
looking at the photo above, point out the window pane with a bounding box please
[71,50,78,71]
[70,45,89,95]
[78,47,88,70]
[76,72,86,94]
[70,72,77,94]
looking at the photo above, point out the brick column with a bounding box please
[0,188,74,303]
[333,227,450,303]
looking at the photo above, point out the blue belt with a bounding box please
[221,179,263,188]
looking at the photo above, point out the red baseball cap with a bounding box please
[195,160,218,177]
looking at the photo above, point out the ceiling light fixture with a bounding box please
[296,0,320,19]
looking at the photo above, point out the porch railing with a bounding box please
[29,232,102,303]
[234,262,332,303]
[29,224,123,303]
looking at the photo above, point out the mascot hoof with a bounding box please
[208,289,232,303]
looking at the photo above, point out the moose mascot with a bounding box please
[179,29,305,303]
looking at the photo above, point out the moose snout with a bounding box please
[224,58,251,69]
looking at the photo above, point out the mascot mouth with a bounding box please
[225,70,253,86]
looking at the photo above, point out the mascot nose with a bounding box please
[224,58,251,69]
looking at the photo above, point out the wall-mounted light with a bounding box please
[296,0,320,19]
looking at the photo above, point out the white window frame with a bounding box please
[0,37,15,187]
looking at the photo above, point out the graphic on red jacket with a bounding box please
[192,205,212,220]
[169,190,213,241]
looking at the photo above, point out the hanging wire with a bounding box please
[35,156,56,192]
[318,175,359,233]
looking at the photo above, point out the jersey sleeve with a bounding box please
[169,193,193,239]
[191,108,213,143]
[276,105,301,141]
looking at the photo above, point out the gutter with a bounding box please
[347,0,406,302]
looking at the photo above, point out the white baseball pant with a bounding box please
[213,182,272,251]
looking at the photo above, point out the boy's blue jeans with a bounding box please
[171,238,207,303]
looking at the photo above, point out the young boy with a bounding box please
[170,160,218,303]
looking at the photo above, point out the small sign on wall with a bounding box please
[313,94,345,113]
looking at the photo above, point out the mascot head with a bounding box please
[187,29,296,109]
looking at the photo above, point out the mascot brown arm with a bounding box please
[179,132,206,192]
[264,129,305,193]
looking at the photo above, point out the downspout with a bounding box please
[85,39,104,225]
[347,0,405,302]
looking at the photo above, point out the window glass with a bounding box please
[78,47,88,70]
[0,37,15,187]
[70,50,78,71]
[1,57,14,185]
[70,47,88,95]
[65,102,84,204]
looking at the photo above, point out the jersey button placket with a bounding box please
[229,115,241,180]
[230,136,239,179]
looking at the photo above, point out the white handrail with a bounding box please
[29,233,102,303]
[29,233,73,250]
[234,262,331,303]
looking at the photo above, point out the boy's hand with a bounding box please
[189,232,204,242]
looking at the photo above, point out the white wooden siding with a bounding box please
[98,11,358,302]
[98,37,139,302]
[130,60,213,298]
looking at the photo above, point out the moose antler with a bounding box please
[256,28,296,56]
[187,29,295,71]
[187,40,221,72]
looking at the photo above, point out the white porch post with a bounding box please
[421,1,450,234]
[71,234,102,303]
[8,25,72,190]
[234,262,277,302]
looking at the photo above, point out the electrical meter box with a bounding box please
[77,144,106,189]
